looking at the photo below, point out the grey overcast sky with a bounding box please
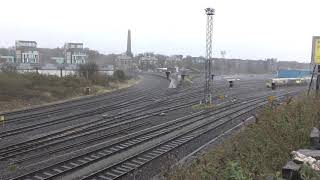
[0,0,319,62]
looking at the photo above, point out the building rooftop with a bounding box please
[117,54,132,60]
[65,42,83,45]
[64,43,84,50]
[140,55,158,61]
[15,40,37,48]
[16,40,37,43]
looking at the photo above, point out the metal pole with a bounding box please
[308,65,316,96]
[86,70,89,79]
[203,7,215,104]
[316,65,320,96]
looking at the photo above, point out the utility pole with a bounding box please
[202,7,215,104]
[316,65,320,96]
[308,36,320,96]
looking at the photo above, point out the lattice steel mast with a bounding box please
[203,7,215,104]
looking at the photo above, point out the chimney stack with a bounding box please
[126,29,133,57]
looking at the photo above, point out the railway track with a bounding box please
[0,99,198,161]
[81,91,298,180]
[0,81,273,162]
[0,75,268,131]
[6,89,299,180]
[2,75,169,123]
[0,78,259,141]
[2,74,267,125]
[2,87,164,125]
[0,74,307,180]
[0,88,198,139]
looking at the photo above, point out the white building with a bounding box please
[192,57,205,64]
[165,55,183,65]
[64,43,87,64]
[15,40,39,63]
[115,54,136,70]
[117,54,133,64]
[139,54,158,65]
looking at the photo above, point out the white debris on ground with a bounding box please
[168,75,178,89]
[291,151,320,171]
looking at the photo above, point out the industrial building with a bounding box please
[64,43,87,64]
[15,40,39,63]
[0,55,15,63]
[165,55,183,65]
[116,54,135,70]
[139,53,158,65]
[115,29,135,70]
[276,69,311,78]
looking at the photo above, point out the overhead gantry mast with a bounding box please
[203,7,215,104]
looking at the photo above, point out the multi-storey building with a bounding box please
[116,53,136,70]
[116,54,133,65]
[139,53,158,65]
[64,43,87,64]
[15,40,39,63]
[165,55,183,65]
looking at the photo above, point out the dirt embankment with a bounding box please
[0,72,139,113]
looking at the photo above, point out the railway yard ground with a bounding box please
[0,73,309,180]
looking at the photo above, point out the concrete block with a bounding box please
[297,149,320,160]
[282,161,301,180]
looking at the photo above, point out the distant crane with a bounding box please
[202,7,215,104]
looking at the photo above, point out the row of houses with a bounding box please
[116,54,191,69]
[0,41,87,65]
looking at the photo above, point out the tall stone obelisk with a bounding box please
[126,29,133,57]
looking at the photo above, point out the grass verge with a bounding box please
[0,71,138,112]
[169,93,320,180]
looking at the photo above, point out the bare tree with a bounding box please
[1,63,17,73]
[78,62,99,79]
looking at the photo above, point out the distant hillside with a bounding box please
[37,48,118,65]
[180,57,310,75]
[0,48,14,56]
[84,49,118,65]
[38,48,64,63]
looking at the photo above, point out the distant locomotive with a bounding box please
[266,77,311,88]
[266,69,311,88]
